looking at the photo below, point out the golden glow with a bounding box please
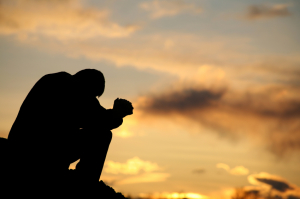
[114,129,133,138]
[139,192,209,199]
[113,116,137,138]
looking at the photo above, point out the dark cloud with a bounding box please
[192,168,205,174]
[237,173,300,199]
[256,178,294,192]
[141,88,224,114]
[138,86,300,156]
[139,87,300,121]
[246,4,291,20]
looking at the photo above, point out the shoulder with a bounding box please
[40,71,71,81]
[34,72,71,88]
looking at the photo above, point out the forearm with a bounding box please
[105,109,123,130]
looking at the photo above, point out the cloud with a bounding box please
[230,166,250,176]
[246,4,291,20]
[248,172,295,192]
[37,34,251,78]
[256,178,293,192]
[104,157,161,175]
[117,172,170,185]
[0,0,139,40]
[216,163,249,175]
[140,0,202,19]
[137,84,300,156]
[216,163,230,172]
[102,157,169,185]
[242,172,300,199]
[139,88,225,114]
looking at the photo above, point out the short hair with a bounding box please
[74,69,105,97]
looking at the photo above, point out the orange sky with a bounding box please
[1,0,300,198]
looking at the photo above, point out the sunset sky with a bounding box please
[1,0,300,198]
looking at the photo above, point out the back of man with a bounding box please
[8,72,75,173]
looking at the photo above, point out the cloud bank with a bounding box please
[137,84,300,156]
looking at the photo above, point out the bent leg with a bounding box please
[75,128,112,182]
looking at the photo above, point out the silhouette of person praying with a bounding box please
[6,69,133,197]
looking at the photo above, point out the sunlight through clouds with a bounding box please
[113,116,138,138]
[113,129,133,138]
[139,192,209,199]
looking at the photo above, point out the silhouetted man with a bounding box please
[6,69,133,197]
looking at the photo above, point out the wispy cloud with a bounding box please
[14,30,300,89]
[0,0,139,40]
[216,163,249,175]
[104,157,161,175]
[246,4,291,20]
[140,0,202,19]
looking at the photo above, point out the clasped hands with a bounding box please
[113,98,133,118]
